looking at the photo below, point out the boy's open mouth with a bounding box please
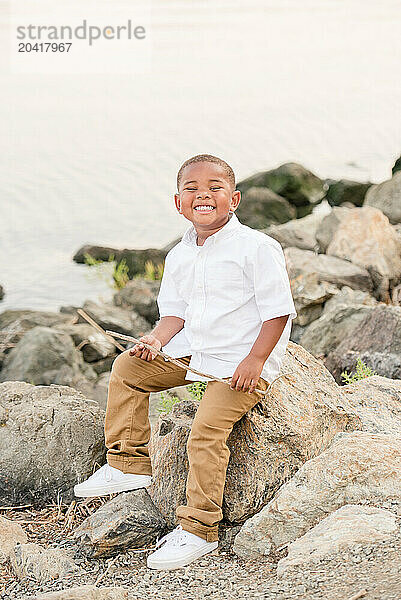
[193,205,216,214]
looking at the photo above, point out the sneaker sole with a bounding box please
[74,479,152,498]
[147,541,218,570]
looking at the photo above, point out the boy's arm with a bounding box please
[151,315,185,347]
[230,315,289,393]
[230,241,297,393]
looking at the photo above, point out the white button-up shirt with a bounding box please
[156,212,297,383]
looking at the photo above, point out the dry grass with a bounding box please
[0,495,116,593]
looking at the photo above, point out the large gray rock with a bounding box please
[76,300,151,338]
[148,342,361,527]
[392,155,401,175]
[237,162,325,217]
[74,489,166,558]
[284,247,373,293]
[233,432,401,559]
[316,206,352,253]
[0,310,73,355]
[0,516,27,564]
[0,326,97,398]
[290,273,338,326]
[36,587,128,600]
[321,206,401,298]
[325,178,371,207]
[277,505,398,575]
[236,186,296,229]
[73,245,167,280]
[0,381,106,505]
[322,285,377,314]
[53,323,117,363]
[113,278,160,324]
[325,305,401,382]
[10,543,78,584]
[364,170,401,224]
[341,376,401,435]
[299,304,375,358]
[265,210,326,251]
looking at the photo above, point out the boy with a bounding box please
[74,154,297,570]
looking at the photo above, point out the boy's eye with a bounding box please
[211,187,222,191]
[185,187,197,191]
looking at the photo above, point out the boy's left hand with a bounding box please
[230,354,264,394]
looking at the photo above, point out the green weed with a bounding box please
[341,357,377,384]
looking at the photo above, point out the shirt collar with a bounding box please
[182,212,241,247]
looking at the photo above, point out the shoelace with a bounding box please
[155,525,190,549]
[91,464,113,482]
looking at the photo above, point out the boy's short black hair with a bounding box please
[177,154,236,191]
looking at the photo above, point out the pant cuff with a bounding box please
[107,456,152,476]
[179,518,219,543]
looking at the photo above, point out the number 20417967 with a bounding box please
[18,43,72,52]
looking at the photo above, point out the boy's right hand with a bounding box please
[129,334,162,361]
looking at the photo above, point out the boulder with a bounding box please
[75,300,151,338]
[299,304,375,358]
[0,381,106,505]
[53,323,117,363]
[0,284,4,300]
[318,206,401,298]
[148,342,361,527]
[113,279,160,325]
[237,162,325,217]
[364,170,401,224]
[35,587,128,600]
[235,187,296,229]
[233,432,401,559]
[392,155,401,175]
[316,206,352,253]
[92,371,110,411]
[325,305,401,383]
[0,310,73,350]
[284,247,373,293]
[0,326,97,399]
[0,516,27,564]
[10,543,78,584]
[73,245,167,280]
[277,505,397,575]
[325,179,371,207]
[73,245,123,264]
[290,273,338,326]
[74,489,166,558]
[162,237,182,253]
[265,210,326,251]
[340,376,401,435]
[322,285,377,314]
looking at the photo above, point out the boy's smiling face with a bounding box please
[174,162,241,239]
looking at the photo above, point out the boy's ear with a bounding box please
[174,193,182,213]
[230,189,241,211]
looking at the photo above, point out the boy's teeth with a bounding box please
[195,206,215,211]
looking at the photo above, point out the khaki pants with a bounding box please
[104,350,269,542]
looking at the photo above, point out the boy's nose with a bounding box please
[196,190,211,199]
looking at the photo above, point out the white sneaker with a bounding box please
[147,524,218,570]
[74,464,152,497]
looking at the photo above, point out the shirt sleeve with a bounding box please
[252,241,297,323]
[156,256,188,320]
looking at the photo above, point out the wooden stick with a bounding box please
[76,309,125,352]
[105,328,288,399]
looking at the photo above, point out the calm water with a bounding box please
[0,0,400,311]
